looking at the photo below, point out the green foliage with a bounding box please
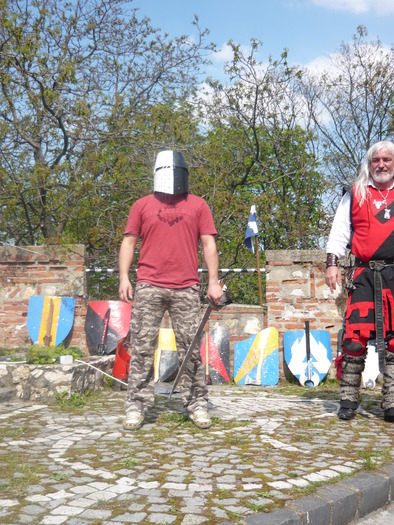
[26,344,83,364]
[53,390,92,409]
[0,347,25,359]
[4,4,389,306]
[0,0,213,256]
[115,453,142,468]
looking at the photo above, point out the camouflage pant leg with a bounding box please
[382,349,394,410]
[124,283,167,415]
[340,352,366,409]
[168,285,208,414]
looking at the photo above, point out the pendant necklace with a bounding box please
[376,188,391,219]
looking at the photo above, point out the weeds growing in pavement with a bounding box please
[245,501,268,512]
[359,447,391,470]
[51,471,73,481]
[115,454,142,468]
[53,389,92,409]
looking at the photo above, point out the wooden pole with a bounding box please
[254,236,263,306]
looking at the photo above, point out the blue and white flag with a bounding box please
[244,205,259,253]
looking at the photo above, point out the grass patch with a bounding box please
[292,433,314,443]
[245,501,268,512]
[26,344,83,364]
[51,471,73,481]
[1,426,28,439]
[227,509,243,520]
[53,390,93,409]
[115,454,142,468]
[0,346,26,357]
[159,412,192,426]
[358,448,391,470]
[294,418,322,429]
[0,454,45,499]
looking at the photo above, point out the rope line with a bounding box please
[85,268,266,273]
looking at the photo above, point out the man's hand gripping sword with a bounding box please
[169,283,227,398]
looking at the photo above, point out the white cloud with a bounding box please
[212,43,234,63]
[304,54,337,74]
[310,0,394,15]
[212,42,253,63]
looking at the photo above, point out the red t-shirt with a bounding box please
[124,193,217,288]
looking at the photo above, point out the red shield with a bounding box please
[85,301,131,355]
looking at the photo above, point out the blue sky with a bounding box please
[132,0,394,75]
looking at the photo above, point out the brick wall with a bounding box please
[0,245,87,349]
[266,249,346,377]
[0,246,346,378]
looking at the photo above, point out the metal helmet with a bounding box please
[153,150,189,195]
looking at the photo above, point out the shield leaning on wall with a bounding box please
[233,327,279,386]
[27,296,76,347]
[85,300,132,355]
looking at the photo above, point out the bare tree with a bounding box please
[300,26,394,208]
[198,40,326,254]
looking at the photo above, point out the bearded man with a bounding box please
[325,140,394,422]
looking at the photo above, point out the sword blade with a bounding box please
[44,298,54,347]
[169,303,213,398]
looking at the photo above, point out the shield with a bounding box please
[27,296,75,347]
[113,332,132,382]
[283,329,332,386]
[361,341,379,389]
[154,328,178,382]
[85,301,132,355]
[233,327,279,386]
[200,326,230,384]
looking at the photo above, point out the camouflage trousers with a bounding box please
[125,282,208,416]
[340,349,394,410]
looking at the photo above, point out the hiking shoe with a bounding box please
[384,408,394,423]
[338,407,356,420]
[123,411,144,430]
[190,409,212,429]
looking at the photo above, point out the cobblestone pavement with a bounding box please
[0,383,393,525]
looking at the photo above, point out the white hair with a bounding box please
[354,140,394,203]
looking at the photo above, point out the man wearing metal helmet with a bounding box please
[118,150,223,430]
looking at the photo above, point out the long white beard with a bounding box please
[371,169,394,186]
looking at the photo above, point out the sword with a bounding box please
[169,302,214,398]
[43,298,54,347]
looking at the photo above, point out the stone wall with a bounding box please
[0,356,115,402]
[0,245,346,379]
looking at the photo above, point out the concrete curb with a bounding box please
[219,463,394,525]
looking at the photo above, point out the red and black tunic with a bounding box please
[345,186,394,354]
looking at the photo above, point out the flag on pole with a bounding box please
[244,205,258,253]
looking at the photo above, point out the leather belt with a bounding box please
[354,257,394,268]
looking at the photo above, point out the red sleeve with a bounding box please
[199,199,217,236]
[124,200,142,235]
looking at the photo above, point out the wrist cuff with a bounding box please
[326,253,339,268]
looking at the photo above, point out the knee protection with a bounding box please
[343,339,365,355]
